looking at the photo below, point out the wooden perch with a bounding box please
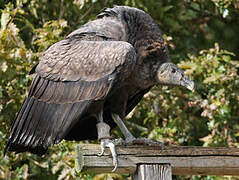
[78,144,239,176]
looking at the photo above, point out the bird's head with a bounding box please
[156,62,194,91]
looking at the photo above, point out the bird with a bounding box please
[4,6,194,171]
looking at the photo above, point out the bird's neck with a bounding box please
[121,15,169,89]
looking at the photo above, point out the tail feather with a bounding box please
[4,98,48,155]
[4,97,91,155]
[5,74,114,155]
[10,98,33,143]
[18,99,38,145]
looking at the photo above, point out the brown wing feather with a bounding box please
[36,39,136,81]
[5,40,136,155]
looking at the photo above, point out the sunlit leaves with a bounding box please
[129,43,239,153]
[33,19,68,52]
[1,11,10,30]
[211,0,233,18]
[179,43,239,146]
[0,0,239,180]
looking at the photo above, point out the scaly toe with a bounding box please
[113,138,125,146]
[98,138,118,172]
[133,137,164,146]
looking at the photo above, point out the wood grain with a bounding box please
[132,164,172,180]
[80,144,239,175]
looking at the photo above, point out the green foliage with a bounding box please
[0,0,239,179]
[179,43,239,147]
[131,43,239,148]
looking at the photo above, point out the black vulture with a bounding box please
[4,6,194,171]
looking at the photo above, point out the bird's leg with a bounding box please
[112,113,163,146]
[96,110,118,172]
[111,113,135,143]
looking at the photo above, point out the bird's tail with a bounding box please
[4,97,50,155]
[4,94,91,156]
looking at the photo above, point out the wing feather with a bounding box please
[18,99,38,144]
[126,87,152,115]
[11,98,34,144]
[36,39,136,81]
[5,40,136,155]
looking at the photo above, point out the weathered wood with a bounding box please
[132,164,172,180]
[80,144,239,175]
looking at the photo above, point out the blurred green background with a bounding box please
[0,0,239,179]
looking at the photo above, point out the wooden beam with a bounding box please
[132,164,172,180]
[79,144,239,175]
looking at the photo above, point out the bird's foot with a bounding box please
[130,137,164,146]
[115,137,164,146]
[97,122,118,172]
[98,138,118,172]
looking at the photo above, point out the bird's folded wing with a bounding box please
[5,39,136,155]
[36,39,136,82]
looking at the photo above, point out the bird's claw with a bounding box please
[98,142,105,156]
[98,138,118,172]
[131,137,164,146]
[116,137,164,146]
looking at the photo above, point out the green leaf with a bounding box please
[203,74,224,84]
[1,11,10,30]
[163,5,173,12]
[221,55,231,62]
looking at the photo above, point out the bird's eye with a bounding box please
[172,68,176,73]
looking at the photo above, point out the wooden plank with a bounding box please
[80,144,239,175]
[132,164,172,180]
[81,144,239,156]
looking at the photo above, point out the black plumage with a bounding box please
[5,6,193,155]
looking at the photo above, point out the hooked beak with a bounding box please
[181,76,195,91]
[156,62,195,91]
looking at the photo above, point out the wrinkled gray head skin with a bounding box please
[156,62,194,91]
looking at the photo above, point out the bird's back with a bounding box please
[67,18,127,42]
